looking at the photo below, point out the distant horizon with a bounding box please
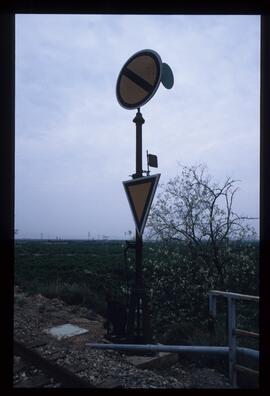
[15,236,260,242]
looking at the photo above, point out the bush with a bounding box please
[38,280,107,314]
[144,240,259,345]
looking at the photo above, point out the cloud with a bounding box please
[15,14,260,238]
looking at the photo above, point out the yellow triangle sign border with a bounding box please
[123,174,160,236]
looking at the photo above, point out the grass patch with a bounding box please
[38,280,107,315]
[15,239,259,348]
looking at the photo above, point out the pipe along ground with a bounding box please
[86,343,259,362]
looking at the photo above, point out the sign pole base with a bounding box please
[126,287,153,345]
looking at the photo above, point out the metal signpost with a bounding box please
[116,49,173,343]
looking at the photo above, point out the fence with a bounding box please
[208,290,259,387]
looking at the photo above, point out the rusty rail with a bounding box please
[235,364,259,376]
[14,339,96,388]
[234,329,259,339]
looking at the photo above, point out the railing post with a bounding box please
[209,294,217,318]
[208,294,217,336]
[228,297,237,387]
[209,290,259,387]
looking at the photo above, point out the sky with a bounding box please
[15,14,260,240]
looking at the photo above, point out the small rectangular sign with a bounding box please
[147,153,158,168]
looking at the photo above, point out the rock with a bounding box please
[14,290,233,389]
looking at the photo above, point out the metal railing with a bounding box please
[208,290,259,387]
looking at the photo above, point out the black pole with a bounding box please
[133,109,144,342]
[134,108,144,178]
[133,108,144,299]
[126,109,152,344]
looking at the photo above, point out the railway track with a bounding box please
[13,339,121,388]
[13,290,234,388]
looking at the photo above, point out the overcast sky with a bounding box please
[15,14,260,240]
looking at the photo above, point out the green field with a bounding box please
[15,239,135,313]
[15,238,259,348]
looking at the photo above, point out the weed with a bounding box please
[15,295,27,307]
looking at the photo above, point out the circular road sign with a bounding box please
[116,49,163,110]
[161,63,174,89]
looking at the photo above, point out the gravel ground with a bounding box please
[13,286,232,388]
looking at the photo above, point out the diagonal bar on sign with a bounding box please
[122,67,153,94]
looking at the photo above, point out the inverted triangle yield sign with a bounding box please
[123,174,160,236]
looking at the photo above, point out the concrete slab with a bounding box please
[126,352,179,370]
[44,323,88,340]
